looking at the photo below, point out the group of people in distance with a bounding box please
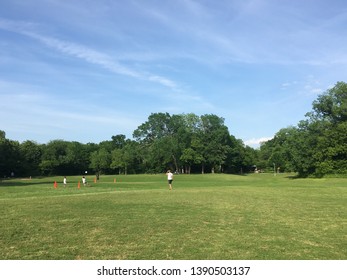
[61,171,174,190]
[62,176,87,187]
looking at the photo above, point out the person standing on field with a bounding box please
[82,176,86,186]
[63,176,67,187]
[166,170,173,190]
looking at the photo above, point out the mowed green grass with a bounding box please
[0,173,346,260]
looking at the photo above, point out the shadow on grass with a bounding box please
[285,174,301,179]
[0,178,52,187]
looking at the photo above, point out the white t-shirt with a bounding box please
[167,172,173,180]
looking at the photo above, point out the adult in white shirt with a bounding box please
[166,170,173,190]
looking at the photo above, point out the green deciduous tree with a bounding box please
[133,113,185,172]
[90,148,111,179]
[40,140,71,175]
[111,140,140,175]
[259,81,347,177]
[19,140,42,176]
[199,114,231,173]
[0,132,21,177]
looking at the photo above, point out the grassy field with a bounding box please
[0,173,346,260]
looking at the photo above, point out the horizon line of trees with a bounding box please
[1,81,346,178]
[0,113,257,178]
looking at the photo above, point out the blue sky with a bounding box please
[1,0,346,148]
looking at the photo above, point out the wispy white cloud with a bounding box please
[280,77,327,97]
[148,75,178,89]
[0,18,179,90]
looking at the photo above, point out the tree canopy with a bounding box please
[258,81,347,177]
[0,113,252,177]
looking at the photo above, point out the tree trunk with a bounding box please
[172,154,179,173]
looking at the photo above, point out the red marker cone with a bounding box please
[54,181,58,189]
[78,181,81,189]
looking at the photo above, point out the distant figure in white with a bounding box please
[82,176,87,186]
[166,170,173,191]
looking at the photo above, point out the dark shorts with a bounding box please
[168,180,173,184]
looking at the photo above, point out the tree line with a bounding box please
[258,81,347,177]
[1,81,346,178]
[0,113,256,177]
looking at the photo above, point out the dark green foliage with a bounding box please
[259,81,347,177]
[19,140,42,176]
[1,113,254,176]
[0,135,21,177]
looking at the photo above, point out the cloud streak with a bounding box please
[0,18,179,90]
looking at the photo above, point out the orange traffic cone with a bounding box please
[78,181,81,189]
[54,181,58,189]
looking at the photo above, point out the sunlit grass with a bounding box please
[0,173,346,259]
